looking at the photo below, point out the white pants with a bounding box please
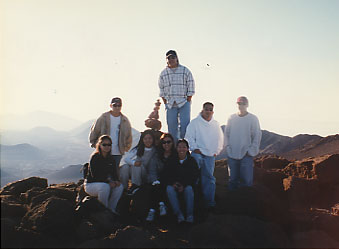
[119,164,147,189]
[84,182,123,213]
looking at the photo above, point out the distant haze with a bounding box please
[1,1,339,137]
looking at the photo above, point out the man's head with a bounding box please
[110,97,122,113]
[236,96,249,113]
[201,102,214,121]
[166,50,179,68]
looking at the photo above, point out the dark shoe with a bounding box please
[127,184,140,196]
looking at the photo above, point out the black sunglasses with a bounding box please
[162,140,172,144]
[113,104,121,107]
[102,143,112,147]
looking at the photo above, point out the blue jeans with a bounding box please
[166,185,194,218]
[166,101,191,141]
[191,152,216,207]
[227,155,254,190]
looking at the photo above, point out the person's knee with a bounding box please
[166,185,175,194]
[184,185,193,194]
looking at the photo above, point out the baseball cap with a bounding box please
[236,96,248,104]
[111,97,122,105]
[166,50,177,58]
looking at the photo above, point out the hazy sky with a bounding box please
[1,0,339,136]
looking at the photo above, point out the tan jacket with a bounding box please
[89,111,132,155]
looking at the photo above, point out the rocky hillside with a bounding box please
[1,154,338,248]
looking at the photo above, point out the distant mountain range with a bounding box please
[0,111,83,131]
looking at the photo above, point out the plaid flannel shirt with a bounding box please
[158,64,195,109]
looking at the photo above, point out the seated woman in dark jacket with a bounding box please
[161,139,199,224]
[84,135,123,214]
[145,133,177,222]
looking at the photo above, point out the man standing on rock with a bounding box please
[89,97,132,166]
[225,96,262,190]
[158,50,195,141]
[185,102,224,211]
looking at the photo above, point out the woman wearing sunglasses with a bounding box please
[162,139,199,224]
[84,135,123,214]
[144,133,177,222]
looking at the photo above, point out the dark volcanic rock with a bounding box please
[216,185,290,228]
[313,154,339,186]
[106,225,158,248]
[1,200,27,218]
[255,155,291,170]
[283,176,320,210]
[21,196,75,239]
[189,214,289,248]
[0,177,48,196]
[291,230,339,248]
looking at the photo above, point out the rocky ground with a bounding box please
[1,154,339,248]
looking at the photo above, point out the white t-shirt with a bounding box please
[110,115,121,155]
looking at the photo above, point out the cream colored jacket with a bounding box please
[89,111,132,155]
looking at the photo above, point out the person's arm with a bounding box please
[124,148,137,166]
[186,69,195,98]
[124,117,133,152]
[158,73,167,104]
[184,122,198,152]
[89,115,104,148]
[248,116,262,156]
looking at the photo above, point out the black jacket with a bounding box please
[86,154,119,183]
[160,153,199,187]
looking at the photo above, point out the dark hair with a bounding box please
[93,135,112,157]
[177,139,189,149]
[157,133,176,159]
[203,102,214,108]
[136,129,155,157]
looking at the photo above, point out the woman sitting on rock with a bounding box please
[121,129,158,196]
[162,139,199,224]
[84,135,123,214]
[144,133,177,222]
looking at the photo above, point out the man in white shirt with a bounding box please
[158,50,195,141]
[89,97,132,167]
[185,102,224,210]
[224,96,262,190]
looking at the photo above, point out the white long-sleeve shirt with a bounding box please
[224,112,262,160]
[185,114,224,156]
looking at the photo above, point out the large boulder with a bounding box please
[189,214,289,248]
[283,176,320,210]
[215,185,291,228]
[21,197,76,239]
[0,177,48,196]
[255,155,291,170]
[313,154,339,186]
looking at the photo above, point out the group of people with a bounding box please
[84,50,262,224]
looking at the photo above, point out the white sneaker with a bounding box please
[177,213,185,223]
[186,215,194,223]
[146,209,155,222]
[159,203,167,216]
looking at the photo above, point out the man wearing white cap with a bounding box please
[224,96,262,190]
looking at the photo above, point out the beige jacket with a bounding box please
[89,111,132,155]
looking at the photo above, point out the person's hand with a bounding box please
[115,181,121,187]
[194,149,202,154]
[109,181,117,188]
[187,96,192,102]
[162,97,167,104]
[134,161,142,167]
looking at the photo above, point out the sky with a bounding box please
[1,0,339,137]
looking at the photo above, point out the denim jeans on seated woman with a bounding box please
[166,185,194,218]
